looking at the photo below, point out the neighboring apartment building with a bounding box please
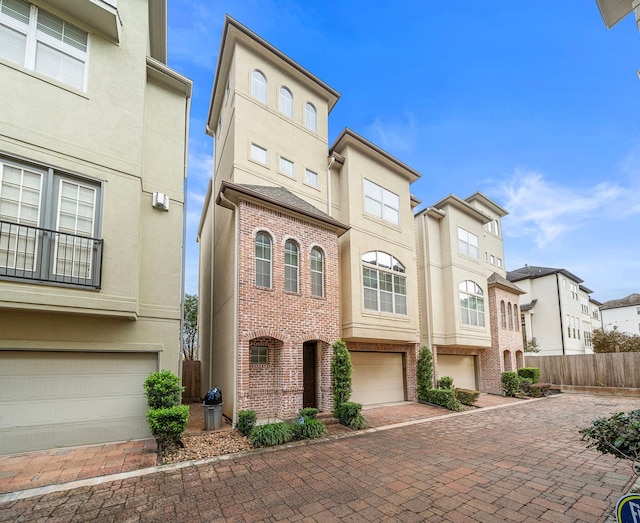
[198,17,422,425]
[596,0,640,31]
[507,266,602,356]
[415,193,525,394]
[600,293,640,335]
[0,0,191,454]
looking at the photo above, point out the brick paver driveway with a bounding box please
[1,393,638,522]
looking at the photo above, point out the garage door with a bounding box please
[437,354,477,390]
[350,352,404,406]
[0,351,157,455]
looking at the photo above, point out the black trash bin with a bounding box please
[203,388,223,430]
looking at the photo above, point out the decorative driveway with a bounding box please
[1,393,638,522]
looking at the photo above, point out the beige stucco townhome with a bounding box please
[0,0,191,454]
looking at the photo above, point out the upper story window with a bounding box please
[250,143,267,164]
[279,86,293,118]
[507,302,513,330]
[0,156,102,288]
[362,251,407,315]
[458,227,479,259]
[514,304,519,330]
[305,168,318,187]
[255,232,272,288]
[459,280,485,327]
[363,179,399,225]
[569,282,578,300]
[284,240,298,293]
[500,300,506,328]
[251,70,267,103]
[304,102,317,131]
[484,220,499,236]
[0,0,88,91]
[310,247,324,297]
[279,157,294,177]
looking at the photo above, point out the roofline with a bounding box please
[507,266,584,284]
[427,194,491,223]
[329,128,421,182]
[465,191,509,217]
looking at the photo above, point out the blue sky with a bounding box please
[167,1,640,304]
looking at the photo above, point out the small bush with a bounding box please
[518,367,541,384]
[529,382,552,397]
[298,408,319,419]
[438,376,454,390]
[421,389,462,411]
[339,401,367,430]
[502,371,520,397]
[580,410,640,470]
[237,410,257,437]
[147,405,189,448]
[249,422,293,447]
[519,377,533,394]
[417,346,434,401]
[455,388,480,406]
[291,417,327,440]
[144,370,184,409]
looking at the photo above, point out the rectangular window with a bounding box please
[0,157,102,287]
[0,1,88,91]
[305,168,318,187]
[250,345,268,365]
[362,266,406,315]
[250,143,267,164]
[458,227,479,259]
[279,157,294,177]
[490,255,495,265]
[497,258,502,268]
[363,179,399,225]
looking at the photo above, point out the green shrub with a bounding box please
[455,388,480,406]
[249,422,293,447]
[518,367,541,384]
[580,410,640,470]
[291,417,327,440]
[437,376,454,390]
[417,346,434,401]
[502,371,520,397]
[237,410,257,437]
[298,407,319,419]
[421,389,462,411]
[146,405,189,449]
[143,370,184,409]
[331,339,352,418]
[339,401,367,430]
[529,382,551,397]
[519,377,533,394]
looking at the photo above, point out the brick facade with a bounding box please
[236,200,341,419]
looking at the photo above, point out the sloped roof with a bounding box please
[600,293,640,310]
[520,299,538,312]
[487,272,526,295]
[507,265,583,284]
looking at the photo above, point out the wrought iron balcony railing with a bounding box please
[0,220,103,289]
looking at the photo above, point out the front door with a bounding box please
[303,342,317,408]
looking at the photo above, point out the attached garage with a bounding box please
[437,354,477,390]
[0,351,157,455]
[350,351,405,406]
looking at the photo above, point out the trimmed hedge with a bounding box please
[518,367,541,384]
[238,410,257,437]
[146,405,189,448]
[519,377,533,394]
[530,382,552,398]
[502,371,520,397]
[417,346,434,401]
[437,376,454,390]
[421,389,462,411]
[249,422,293,447]
[143,370,184,409]
[455,388,480,406]
[298,408,319,419]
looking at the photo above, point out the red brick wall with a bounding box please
[236,200,341,419]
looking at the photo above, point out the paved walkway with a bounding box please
[1,393,638,521]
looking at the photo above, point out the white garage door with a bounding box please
[350,352,405,406]
[0,351,158,455]
[437,354,477,390]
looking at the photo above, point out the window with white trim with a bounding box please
[251,70,267,103]
[284,240,298,293]
[458,227,479,259]
[0,0,88,91]
[363,179,399,225]
[250,345,268,365]
[362,251,407,315]
[279,157,294,177]
[304,102,317,131]
[255,232,271,288]
[250,143,267,164]
[279,86,293,117]
[0,156,102,287]
[305,168,318,187]
[459,280,485,327]
[310,247,324,297]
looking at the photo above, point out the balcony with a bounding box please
[0,220,103,289]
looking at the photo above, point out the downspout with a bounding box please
[327,155,335,217]
[420,213,435,385]
[556,273,566,355]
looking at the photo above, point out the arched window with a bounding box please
[507,303,513,330]
[255,232,272,288]
[514,305,520,331]
[459,281,485,327]
[362,251,407,315]
[500,301,506,329]
[279,87,293,117]
[251,70,267,103]
[310,247,324,297]
[304,102,317,131]
[284,240,298,292]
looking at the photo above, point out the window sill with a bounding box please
[363,212,401,231]
[0,58,88,98]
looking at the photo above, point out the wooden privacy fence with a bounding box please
[525,353,640,388]
[181,360,202,402]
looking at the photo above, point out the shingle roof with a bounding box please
[600,293,640,310]
[487,272,526,294]
[520,299,538,312]
[507,265,583,284]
